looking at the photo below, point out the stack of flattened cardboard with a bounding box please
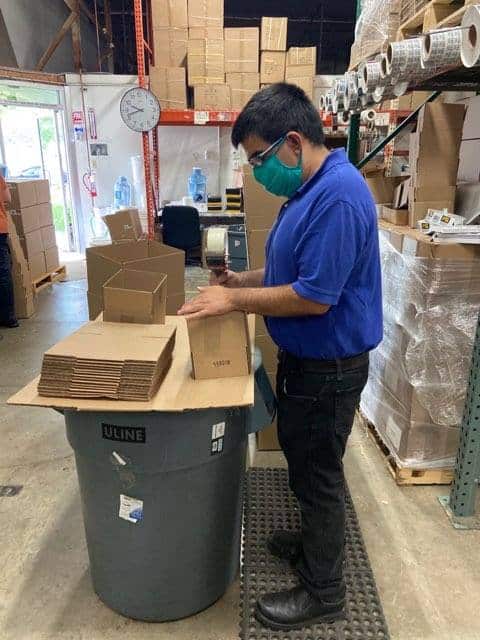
[408,102,464,227]
[7,179,60,281]
[243,165,284,450]
[38,322,176,401]
[260,17,287,86]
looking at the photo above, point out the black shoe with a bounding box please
[256,585,345,631]
[267,530,302,564]
[0,319,19,328]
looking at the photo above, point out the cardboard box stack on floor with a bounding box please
[285,47,316,100]
[7,179,60,282]
[407,102,465,227]
[6,216,35,319]
[151,0,189,108]
[361,220,480,469]
[86,239,185,321]
[243,165,285,450]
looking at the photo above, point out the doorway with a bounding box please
[0,82,76,252]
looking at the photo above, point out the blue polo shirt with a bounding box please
[263,148,382,360]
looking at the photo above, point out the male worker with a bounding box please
[178,83,382,630]
[0,171,18,328]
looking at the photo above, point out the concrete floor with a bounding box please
[1,271,480,640]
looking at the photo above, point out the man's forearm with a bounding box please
[230,284,329,317]
[236,269,265,288]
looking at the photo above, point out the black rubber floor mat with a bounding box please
[240,468,390,640]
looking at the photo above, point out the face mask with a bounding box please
[253,153,303,198]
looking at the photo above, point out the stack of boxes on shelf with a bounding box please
[367,103,464,230]
[7,179,60,282]
[150,4,317,111]
[260,17,287,87]
[243,165,285,450]
[7,217,34,319]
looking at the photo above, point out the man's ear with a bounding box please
[285,132,303,157]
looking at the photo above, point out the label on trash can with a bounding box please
[119,494,144,523]
[211,422,225,455]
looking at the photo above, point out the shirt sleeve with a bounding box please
[292,200,366,306]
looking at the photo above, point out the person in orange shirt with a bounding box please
[0,173,18,328]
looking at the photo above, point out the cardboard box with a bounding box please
[103,269,167,324]
[284,73,314,99]
[257,420,281,450]
[247,229,269,270]
[224,28,259,73]
[260,51,286,84]
[365,174,404,205]
[243,169,284,230]
[187,311,252,379]
[40,225,57,250]
[150,66,187,109]
[86,240,185,319]
[6,179,50,210]
[286,47,316,69]
[45,246,60,273]
[189,27,224,39]
[417,102,466,135]
[392,178,409,209]
[256,334,278,372]
[104,208,144,243]
[28,252,47,281]
[14,287,35,319]
[188,0,223,28]
[226,72,259,109]
[153,28,188,67]
[462,95,480,140]
[194,84,231,109]
[382,206,408,226]
[38,202,53,228]
[457,139,480,183]
[10,205,42,235]
[20,229,43,260]
[87,291,103,321]
[408,185,456,203]
[151,0,187,28]
[166,291,185,314]
[261,17,288,51]
[187,39,224,85]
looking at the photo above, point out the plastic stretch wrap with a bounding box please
[361,233,480,469]
[350,0,401,68]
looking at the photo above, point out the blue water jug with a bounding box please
[114,176,132,208]
[188,167,207,203]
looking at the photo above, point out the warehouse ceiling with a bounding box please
[84,0,355,75]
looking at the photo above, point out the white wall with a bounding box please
[0,0,98,72]
[65,74,143,250]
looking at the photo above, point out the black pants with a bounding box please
[276,349,369,600]
[0,234,16,324]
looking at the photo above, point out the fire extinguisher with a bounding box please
[83,171,97,198]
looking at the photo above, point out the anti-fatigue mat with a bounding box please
[240,468,390,640]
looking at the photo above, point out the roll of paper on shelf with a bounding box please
[422,27,462,70]
[461,4,480,68]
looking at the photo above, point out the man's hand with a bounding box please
[178,286,236,319]
[209,269,242,287]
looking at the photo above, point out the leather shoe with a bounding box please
[267,530,302,564]
[256,585,345,630]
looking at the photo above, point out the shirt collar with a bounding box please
[295,149,350,197]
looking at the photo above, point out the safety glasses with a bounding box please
[248,135,287,167]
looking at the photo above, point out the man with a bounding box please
[178,83,382,630]
[0,171,18,328]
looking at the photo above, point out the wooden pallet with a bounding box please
[33,265,67,292]
[397,0,475,40]
[357,412,455,486]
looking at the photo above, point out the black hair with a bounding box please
[231,83,325,148]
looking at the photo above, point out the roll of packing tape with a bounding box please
[461,4,480,67]
[360,109,376,124]
[379,53,389,78]
[422,27,463,70]
[343,72,359,111]
[205,227,228,260]
[393,80,409,96]
[357,62,368,94]
[387,38,422,80]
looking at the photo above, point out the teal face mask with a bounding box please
[253,149,303,198]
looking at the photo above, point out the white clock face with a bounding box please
[120,87,161,132]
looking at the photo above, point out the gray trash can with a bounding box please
[65,406,248,622]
